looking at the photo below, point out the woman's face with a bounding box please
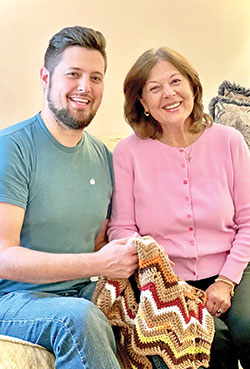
[140,60,194,129]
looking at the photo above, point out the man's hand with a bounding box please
[205,279,233,317]
[94,237,139,279]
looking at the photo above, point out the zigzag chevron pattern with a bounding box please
[92,236,215,369]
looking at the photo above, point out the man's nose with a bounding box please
[77,76,91,93]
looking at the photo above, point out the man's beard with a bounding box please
[47,89,95,130]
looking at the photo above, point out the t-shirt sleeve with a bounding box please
[0,135,30,209]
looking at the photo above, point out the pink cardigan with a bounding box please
[108,124,250,284]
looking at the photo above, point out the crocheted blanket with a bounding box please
[92,236,215,369]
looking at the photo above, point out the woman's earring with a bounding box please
[144,110,150,117]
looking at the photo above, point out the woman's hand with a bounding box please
[205,278,234,317]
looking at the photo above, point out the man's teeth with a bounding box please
[70,97,89,105]
[164,102,180,110]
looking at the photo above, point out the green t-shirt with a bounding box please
[0,113,113,293]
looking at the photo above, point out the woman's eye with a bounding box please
[171,79,181,84]
[149,85,161,92]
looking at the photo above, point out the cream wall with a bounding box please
[0,0,249,136]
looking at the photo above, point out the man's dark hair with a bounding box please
[44,25,107,74]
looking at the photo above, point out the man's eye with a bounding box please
[91,76,102,83]
[67,72,79,78]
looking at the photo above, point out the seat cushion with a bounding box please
[0,335,55,369]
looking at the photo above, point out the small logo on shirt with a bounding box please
[90,178,96,185]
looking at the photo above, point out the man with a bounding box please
[0,26,138,368]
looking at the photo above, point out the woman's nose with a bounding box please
[162,84,176,97]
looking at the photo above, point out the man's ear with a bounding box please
[40,66,50,89]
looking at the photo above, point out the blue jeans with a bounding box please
[0,282,120,369]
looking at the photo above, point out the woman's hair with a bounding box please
[124,47,213,139]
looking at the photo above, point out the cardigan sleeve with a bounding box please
[220,130,250,283]
[107,140,139,241]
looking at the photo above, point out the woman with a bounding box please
[108,47,250,369]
